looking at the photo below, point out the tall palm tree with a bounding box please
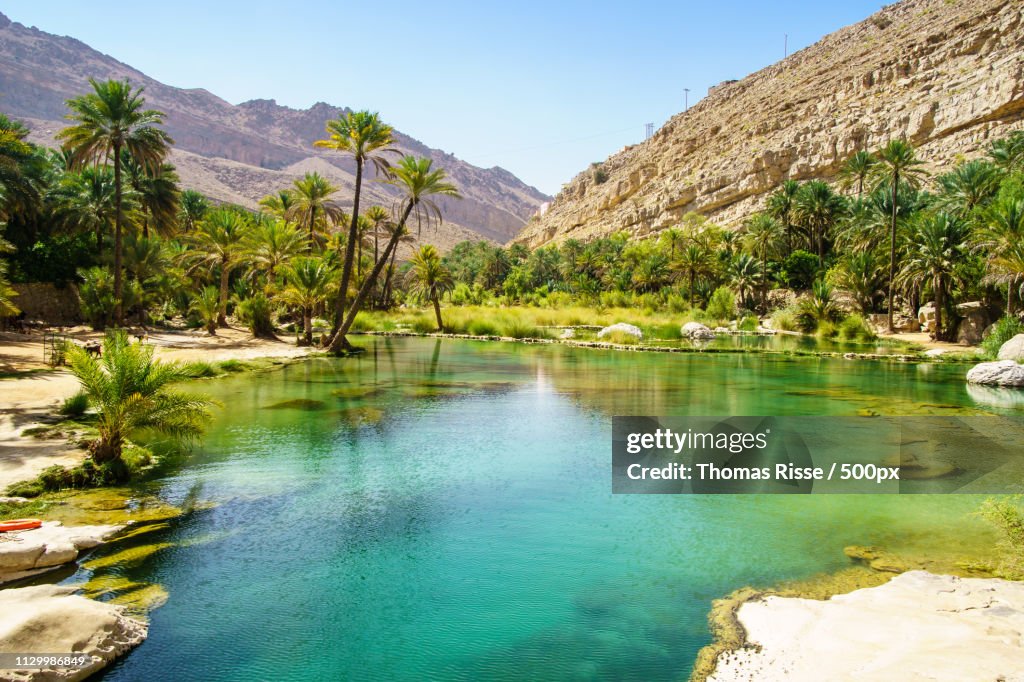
[0,113,47,223]
[286,172,342,249]
[329,156,460,353]
[66,329,215,466]
[660,227,685,260]
[177,189,208,232]
[766,179,801,256]
[728,253,761,310]
[245,218,308,285]
[794,180,846,266]
[364,205,390,269]
[58,79,172,325]
[742,213,783,310]
[314,111,396,331]
[184,208,249,326]
[975,193,1024,315]
[897,212,969,341]
[279,256,337,346]
[839,150,877,197]
[258,189,297,218]
[407,245,455,331]
[873,139,928,332]
[677,243,714,308]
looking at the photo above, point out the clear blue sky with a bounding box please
[8,1,884,196]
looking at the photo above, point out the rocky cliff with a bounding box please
[515,0,1024,247]
[0,12,550,248]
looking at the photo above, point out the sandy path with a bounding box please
[0,328,313,490]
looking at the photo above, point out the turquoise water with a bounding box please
[90,338,1006,681]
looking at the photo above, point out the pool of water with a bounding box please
[90,337,1009,681]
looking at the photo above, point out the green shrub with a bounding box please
[816,320,839,339]
[780,250,819,290]
[411,315,437,333]
[737,315,758,332]
[217,359,252,373]
[181,361,221,378]
[77,266,116,330]
[467,319,501,336]
[978,496,1024,579]
[602,329,640,345]
[981,316,1024,359]
[838,314,877,342]
[237,294,276,338]
[502,318,548,339]
[59,392,89,417]
[705,287,737,323]
[796,280,841,333]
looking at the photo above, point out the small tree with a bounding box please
[407,244,455,331]
[66,330,216,469]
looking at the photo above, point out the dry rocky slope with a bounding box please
[516,0,1024,248]
[0,12,549,249]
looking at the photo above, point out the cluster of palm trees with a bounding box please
[0,79,461,350]
[438,134,1024,341]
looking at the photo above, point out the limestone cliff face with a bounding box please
[0,12,550,248]
[516,0,1024,247]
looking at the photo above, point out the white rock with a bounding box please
[0,584,147,681]
[966,360,1024,387]
[682,322,716,339]
[0,521,124,584]
[596,323,643,340]
[924,348,948,357]
[997,333,1024,362]
[709,571,1024,682]
[559,328,575,339]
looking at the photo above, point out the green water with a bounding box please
[88,337,1009,681]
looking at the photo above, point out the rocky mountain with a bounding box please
[515,0,1023,248]
[0,12,549,249]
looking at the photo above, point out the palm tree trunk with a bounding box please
[333,159,364,334]
[382,246,400,308]
[1009,278,1016,317]
[218,261,229,327]
[689,271,695,308]
[329,202,415,354]
[762,244,769,312]
[887,172,899,333]
[303,307,312,346]
[432,294,443,332]
[308,205,317,250]
[933,273,943,341]
[113,142,124,326]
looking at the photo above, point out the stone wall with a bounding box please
[10,282,81,325]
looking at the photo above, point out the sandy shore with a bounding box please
[707,571,1024,682]
[0,328,313,490]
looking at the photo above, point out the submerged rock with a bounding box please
[0,584,147,681]
[682,322,715,339]
[596,323,643,340]
[997,333,1024,362]
[708,571,1024,682]
[966,360,1024,387]
[0,521,123,585]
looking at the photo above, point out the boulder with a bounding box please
[956,302,989,345]
[0,584,147,681]
[766,288,796,311]
[0,521,123,584]
[918,304,936,333]
[966,360,1024,388]
[924,348,947,357]
[682,322,715,339]
[596,323,642,340]
[559,328,575,339]
[997,334,1024,362]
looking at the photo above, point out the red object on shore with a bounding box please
[0,519,43,532]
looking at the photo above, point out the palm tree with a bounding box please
[122,152,180,237]
[279,256,337,346]
[245,218,307,285]
[794,180,846,266]
[67,330,215,469]
[190,286,220,335]
[935,160,1001,219]
[364,205,390,267]
[177,189,208,232]
[123,233,170,325]
[314,111,396,331]
[354,214,375,279]
[259,189,297,218]
[975,193,1024,315]
[58,79,172,325]
[286,172,343,249]
[766,179,801,256]
[988,131,1024,173]
[0,114,47,223]
[660,227,685,260]
[742,213,783,310]
[728,254,761,310]
[185,208,249,326]
[839,150,877,196]
[677,243,714,308]
[329,156,461,353]
[48,166,127,255]
[897,212,969,340]
[873,139,928,332]
[407,245,454,331]
[833,251,885,314]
